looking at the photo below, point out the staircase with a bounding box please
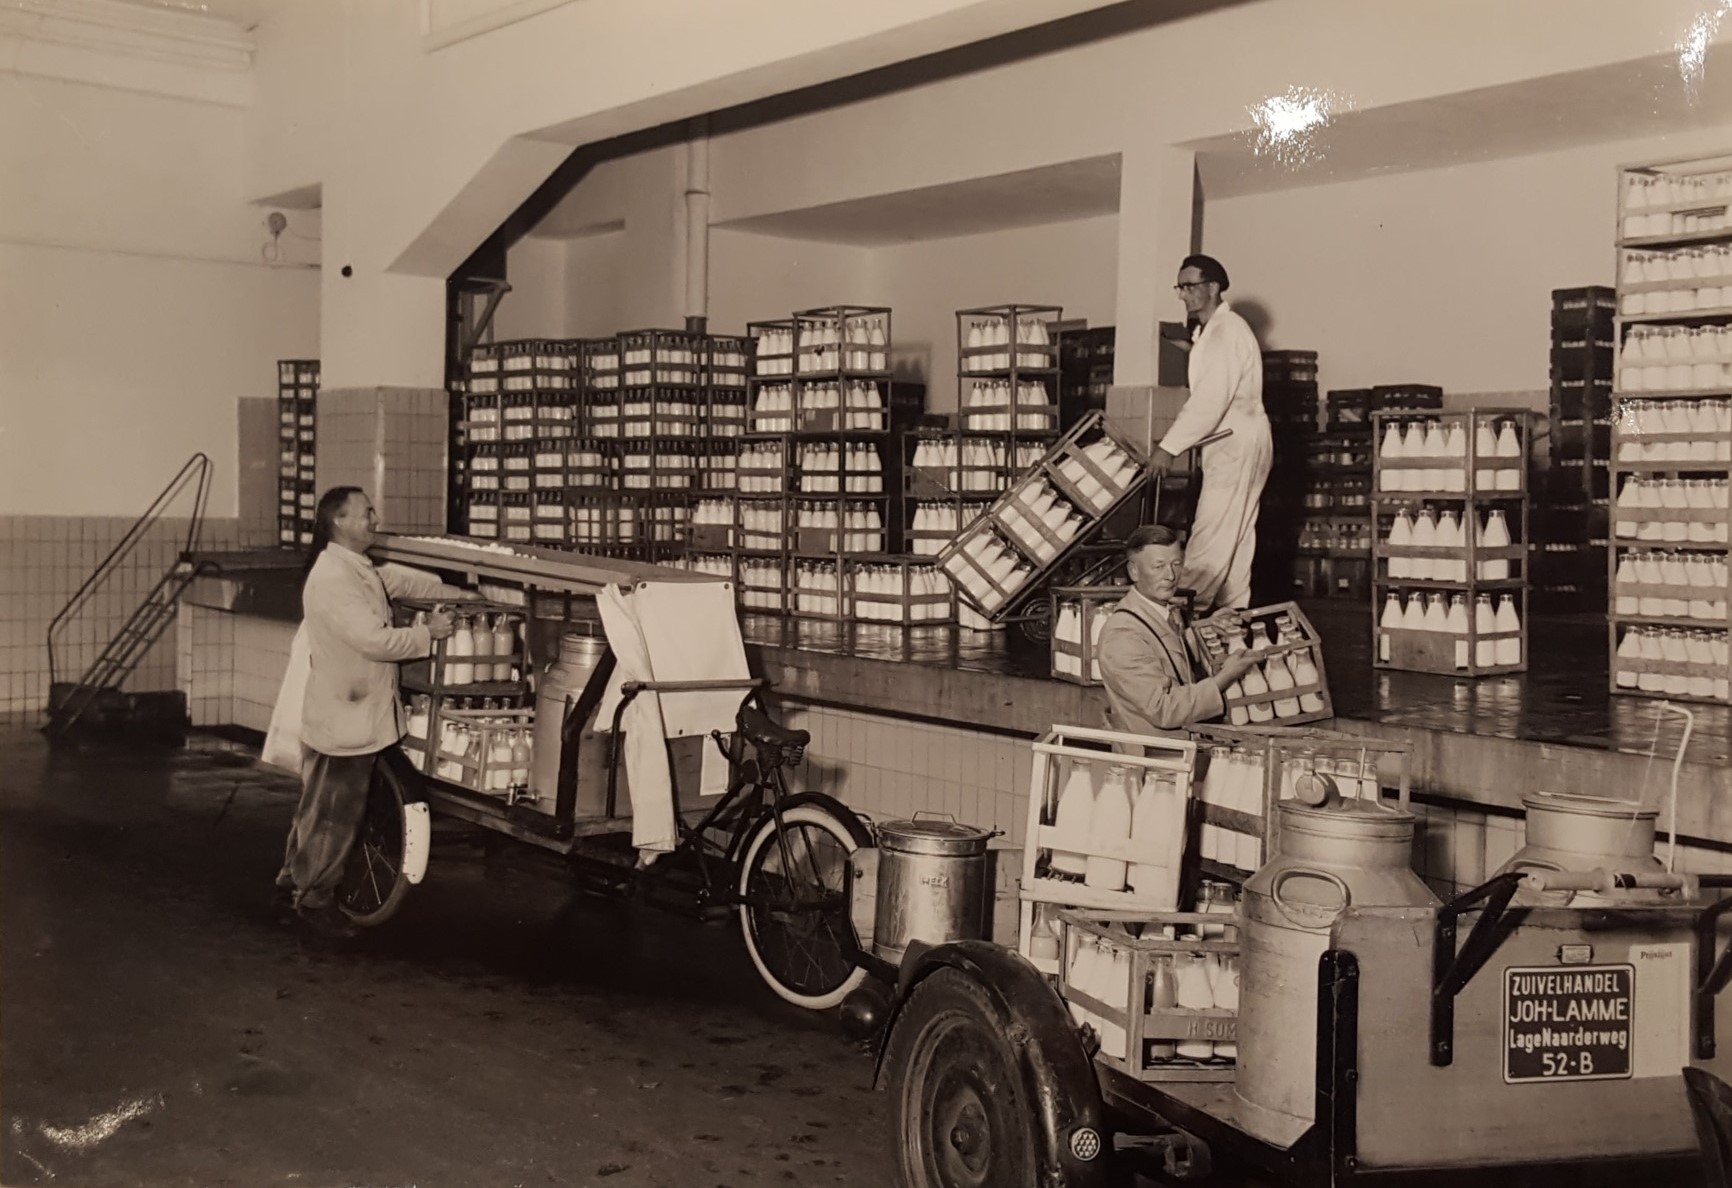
[44,454,215,738]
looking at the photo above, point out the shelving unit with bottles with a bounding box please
[276,359,319,547]
[1370,409,1532,676]
[1610,152,1732,704]
[734,308,926,615]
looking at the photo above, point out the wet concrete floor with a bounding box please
[0,725,894,1188]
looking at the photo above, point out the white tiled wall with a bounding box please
[0,514,253,715]
[180,607,293,733]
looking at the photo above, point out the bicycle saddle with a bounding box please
[738,703,810,750]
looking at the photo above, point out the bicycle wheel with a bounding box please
[336,758,414,928]
[736,799,869,1010]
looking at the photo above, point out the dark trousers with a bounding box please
[277,748,378,909]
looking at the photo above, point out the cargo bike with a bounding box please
[850,717,1732,1187]
[327,534,872,1010]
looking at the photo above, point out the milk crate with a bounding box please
[1049,585,1129,685]
[393,600,529,696]
[404,705,536,799]
[846,556,956,625]
[1185,601,1333,726]
[1016,725,1198,977]
[1056,909,1240,1083]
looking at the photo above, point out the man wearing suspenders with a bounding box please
[1098,525,1257,736]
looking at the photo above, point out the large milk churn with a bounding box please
[530,631,607,801]
[1237,791,1436,1140]
[1495,793,1665,906]
[873,817,994,964]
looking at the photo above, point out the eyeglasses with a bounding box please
[1173,281,1211,293]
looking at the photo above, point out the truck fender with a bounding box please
[877,939,1114,1185]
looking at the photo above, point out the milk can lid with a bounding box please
[877,816,994,856]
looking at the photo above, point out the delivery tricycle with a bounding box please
[327,533,871,1010]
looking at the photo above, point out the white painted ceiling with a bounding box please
[1194,49,1732,199]
[106,0,290,32]
[706,156,1123,247]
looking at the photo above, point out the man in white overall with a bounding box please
[1151,254,1273,613]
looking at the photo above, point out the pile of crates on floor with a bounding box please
[1536,285,1614,613]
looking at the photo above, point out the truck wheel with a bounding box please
[887,968,1038,1188]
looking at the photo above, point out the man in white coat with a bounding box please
[278,486,456,939]
[1151,254,1273,614]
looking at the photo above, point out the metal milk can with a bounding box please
[1496,793,1664,905]
[530,631,607,801]
[873,817,994,964]
[1237,792,1436,1135]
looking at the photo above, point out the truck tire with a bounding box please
[885,967,1040,1188]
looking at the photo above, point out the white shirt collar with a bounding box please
[326,541,374,571]
[1126,586,1176,625]
[1191,299,1233,342]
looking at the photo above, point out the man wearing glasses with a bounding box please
[1099,525,1258,735]
[1150,254,1273,613]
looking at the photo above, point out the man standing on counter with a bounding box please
[1150,254,1273,613]
[276,486,458,941]
[1099,525,1258,735]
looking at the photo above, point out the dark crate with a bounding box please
[1549,346,1616,383]
[1371,384,1444,412]
[1550,286,1617,325]
[1548,418,1612,459]
[1325,389,1376,427]
[1549,380,1613,423]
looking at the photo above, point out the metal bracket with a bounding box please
[1695,874,1732,1059]
[457,277,510,357]
[1317,948,1360,1180]
[1431,870,1528,1067]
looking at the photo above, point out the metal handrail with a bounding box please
[46,452,212,691]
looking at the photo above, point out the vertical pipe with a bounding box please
[684,116,711,334]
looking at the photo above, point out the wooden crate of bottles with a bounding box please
[1016,725,1198,977]
[1187,724,1412,885]
[846,557,955,625]
[403,704,536,802]
[392,599,528,697]
[1054,908,1239,1083]
[1185,602,1332,726]
[939,412,1148,620]
[1049,586,1129,685]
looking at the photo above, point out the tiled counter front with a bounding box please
[192,612,1732,922]
[769,700,1732,910]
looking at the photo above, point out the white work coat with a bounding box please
[299,544,459,757]
[1158,301,1273,612]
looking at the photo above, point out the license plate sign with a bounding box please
[1504,964,1634,1084]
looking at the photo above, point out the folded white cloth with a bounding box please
[594,580,751,856]
[260,623,310,775]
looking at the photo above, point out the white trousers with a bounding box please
[1183,432,1273,613]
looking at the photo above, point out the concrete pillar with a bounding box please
[1112,144,1197,390]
